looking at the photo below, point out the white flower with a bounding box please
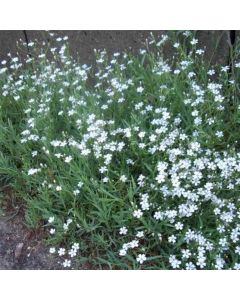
[215,131,223,138]
[138,131,145,139]
[168,235,177,244]
[77,182,83,188]
[99,166,107,174]
[58,248,65,256]
[120,175,127,183]
[185,262,196,270]
[73,189,80,195]
[136,254,146,264]
[136,231,144,238]
[102,177,109,183]
[181,249,191,259]
[72,243,80,251]
[119,249,127,256]
[31,151,38,157]
[49,247,56,254]
[133,209,143,218]
[234,263,240,270]
[196,49,204,55]
[64,219,73,230]
[221,66,230,72]
[65,156,73,163]
[190,38,198,45]
[215,257,225,270]
[119,227,128,235]
[126,159,134,165]
[56,185,62,191]
[207,69,215,75]
[169,255,181,269]
[69,248,77,258]
[154,211,164,220]
[130,240,139,248]
[28,168,40,176]
[48,216,55,224]
[137,86,144,93]
[174,69,181,74]
[175,222,183,230]
[63,259,71,268]
[50,228,55,235]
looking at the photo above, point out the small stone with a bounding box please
[15,242,24,259]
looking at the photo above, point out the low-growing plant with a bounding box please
[1,31,240,269]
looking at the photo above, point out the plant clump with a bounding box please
[1,31,240,269]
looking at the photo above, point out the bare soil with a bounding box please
[0,189,62,270]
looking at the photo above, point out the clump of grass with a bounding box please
[1,31,240,269]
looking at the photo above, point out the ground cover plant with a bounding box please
[1,31,240,269]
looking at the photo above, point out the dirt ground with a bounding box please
[0,190,62,270]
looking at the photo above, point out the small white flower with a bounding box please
[31,151,38,157]
[130,240,139,248]
[168,235,177,244]
[158,233,162,241]
[175,222,183,230]
[133,209,143,218]
[119,227,128,235]
[138,131,145,139]
[185,262,196,270]
[190,38,198,45]
[48,216,55,224]
[169,255,181,269]
[120,175,127,183]
[102,177,109,183]
[139,49,146,55]
[99,166,107,174]
[28,168,40,176]
[63,259,71,268]
[72,243,80,251]
[181,249,191,259]
[50,228,55,235]
[77,182,83,188]
[207,69,215,75]
[136,254,146,264]
[69,248,77,258]
[58,248,65,256]
[137,86,144,93]
[215,131,223,138]
[56,185,62,191]
[221,66,229,72]
[65,156,73,163]
[136,231,144,238]
[234,263,240,270]
[49,247,56,254]
[126,159,134,165]
[196,49,204,55]
[73,189,80,195]
[235,246,240,255]
[119,249,127,256]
